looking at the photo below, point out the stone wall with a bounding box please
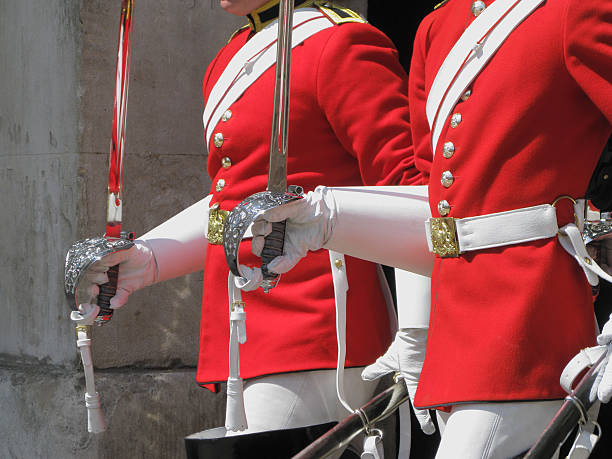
[0,1,366,457]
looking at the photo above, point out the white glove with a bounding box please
[596,314,612,403]
[250,185,433,281]
[76,240,158,310]
[251,187,336,274]
[361,328,435,435]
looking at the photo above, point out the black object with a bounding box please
[185,422,338,459]
[586,136,612,212]
[261,221,287,281]
[96,264,118,322]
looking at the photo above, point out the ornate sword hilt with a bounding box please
[64,232,135,325]
[223,185,303,292]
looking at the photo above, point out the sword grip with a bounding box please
[261,220,286,281]
[96,264,119,324]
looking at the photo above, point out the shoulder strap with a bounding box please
[426,0,545,155]
[203,8,333,148]
[434,0,452,10]
[227,24,250,44]
[314,1,366,24]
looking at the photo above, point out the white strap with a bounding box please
[557,223,612,287]
[203,9,332,147]
[426,0,545,154]
[361,431,384,459]
[425,204,559,254]
[226,273,248,431]
[329,250,352,413]
[560,346,607,394]
[568,423,601,459]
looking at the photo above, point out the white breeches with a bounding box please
[434,400,563,459]
[225,367,378,435]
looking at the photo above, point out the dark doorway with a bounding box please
[367,3,436,73]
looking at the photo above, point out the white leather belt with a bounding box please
[424,198,612,289]
[425,203,562,257]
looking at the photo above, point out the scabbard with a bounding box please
[292,381,409,459]
[523,354,605,459]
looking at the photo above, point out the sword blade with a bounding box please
[96,0,134,323]
[106,0,134,238]
[267,0,294,193]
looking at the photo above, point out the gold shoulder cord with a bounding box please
[227,24,250,44]
[434,0,451,10]
[314,1,367,24]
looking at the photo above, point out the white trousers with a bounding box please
[434,400,563,459]
[225,367,378,434]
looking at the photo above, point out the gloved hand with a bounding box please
[76,240,158,310]
[251,186,336,274]
[597,314,612,403]
[361,328,435,435]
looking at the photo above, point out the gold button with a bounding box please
[213,133,224,148]
[441,171,454,188]
[438,200,451,217]
[334,259,343,269]
[443,142,455,159]
[216,179,226,192]
[221,156,232,169]
[450,113,462,128]
[471,1,486,17]
[461,89,472,101]
[221,110,232,122]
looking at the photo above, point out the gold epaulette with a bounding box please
[227,24,250,44]
[434,0,451,9]
[314,1,367,25]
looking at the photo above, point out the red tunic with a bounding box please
[409,0,612,408]
[196,9,420,386]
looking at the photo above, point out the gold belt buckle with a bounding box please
[208,203,229,245]
[430,217,460,258]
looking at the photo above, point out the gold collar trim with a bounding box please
[247,0,314,33]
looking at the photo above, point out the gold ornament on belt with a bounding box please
[208,204,229,245]
[430,217,460,257]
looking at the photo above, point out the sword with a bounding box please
[97,0,135,324]
[523,351,607,459]
[64,0,135,433]
[293,380,409,458]
[223,0,303,291]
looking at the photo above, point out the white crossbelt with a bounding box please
[203,9,332,147]
[426,0,545,155]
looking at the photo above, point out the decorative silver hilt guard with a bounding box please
[65,233,134,325]
[223,185,303,292]
[583,214,612,244]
